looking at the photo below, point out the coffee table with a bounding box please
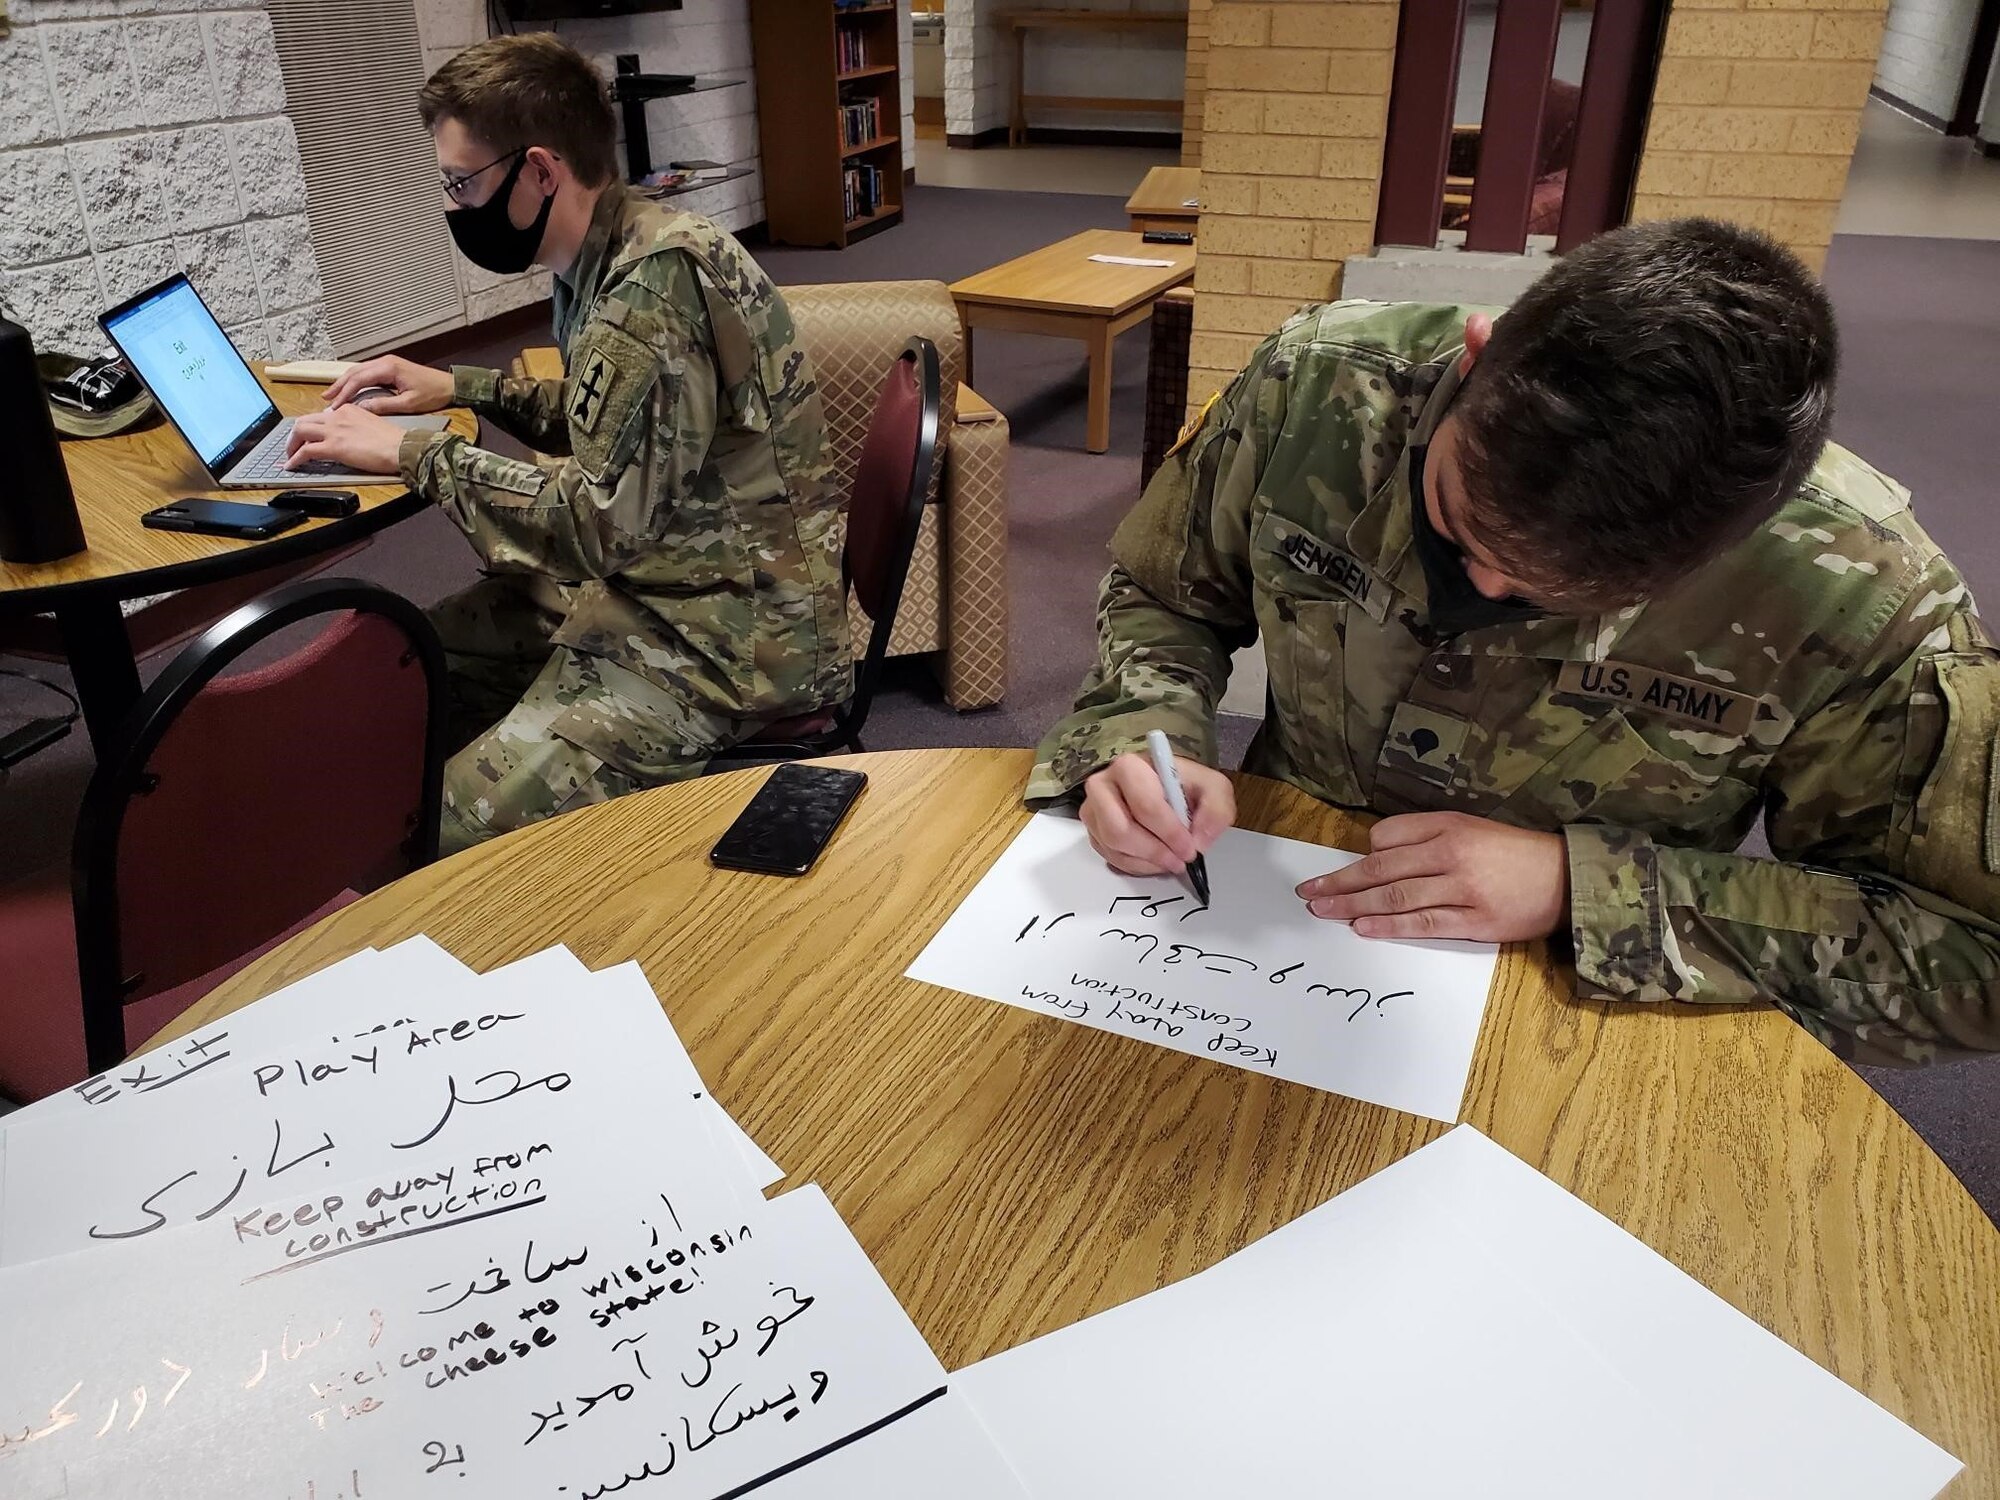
[950,228,1197,454]
[1125,165,1202,234]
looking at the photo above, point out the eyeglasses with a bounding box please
[440,147,526,207]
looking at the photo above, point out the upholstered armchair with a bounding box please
[512,278,1009,710]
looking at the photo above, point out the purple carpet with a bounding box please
[2,194,1995,1221]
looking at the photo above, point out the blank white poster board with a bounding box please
[955,1127,1961,1499]
[908,815,1499,1121]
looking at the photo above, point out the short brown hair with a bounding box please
[1453,217,1838,610]
[419,34,619,189]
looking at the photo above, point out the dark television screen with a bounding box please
[503,0,682,17]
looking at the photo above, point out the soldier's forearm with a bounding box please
[1026,572,1245,802]
[450,365,573,455]
[1565,824,2000,1065]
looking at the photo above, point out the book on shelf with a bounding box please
[842,162,886,223]
[838,95,883,147]
[837,27,869,71]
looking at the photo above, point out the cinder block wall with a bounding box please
[1626,0,1887,273]
[1185,0,1398,403]
[0,0,329,360]
[1873,0,1983,122]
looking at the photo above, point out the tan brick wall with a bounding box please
[1631,0,1888,273]
[1187,0,1399,403]
[1184,0,1212,165]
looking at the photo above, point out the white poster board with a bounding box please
[908,815,1499,1121]
[954,1127,1963,1499]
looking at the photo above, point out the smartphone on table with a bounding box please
[269,488,361,519]
[140,498,307,540]
[710,763,868,876]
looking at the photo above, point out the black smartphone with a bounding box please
[141,499,308,540]
[710,763,868,876]
[269,488,360,518]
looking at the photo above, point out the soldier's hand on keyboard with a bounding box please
[285,406,405,476]
[323,355,453,415]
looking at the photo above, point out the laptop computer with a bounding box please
[99,274,446,489]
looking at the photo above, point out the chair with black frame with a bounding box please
[0,577,447,1105]
[711,335,943,765]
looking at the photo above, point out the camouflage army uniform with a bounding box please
[400,184,850,852]
[1029,300,2000,1067]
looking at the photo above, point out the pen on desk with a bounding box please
[1145,729,1212,908]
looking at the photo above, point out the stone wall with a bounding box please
[945,0,1010,137]
[1631,0,1889,274]
[0,0,329,360]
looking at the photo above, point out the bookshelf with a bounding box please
[749,0,906,247]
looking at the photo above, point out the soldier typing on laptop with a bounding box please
[281,35,849,854]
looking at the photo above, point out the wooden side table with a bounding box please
[950,229,1196,454]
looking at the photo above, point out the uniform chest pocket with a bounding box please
[1494,707,1758,844]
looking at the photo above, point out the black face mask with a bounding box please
[1407,443,1546,637]
[445,150,554,275]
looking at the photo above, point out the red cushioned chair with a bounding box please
[712,335,943,764]
[0,578,446,1105]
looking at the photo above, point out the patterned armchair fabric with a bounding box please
[511,279,1010,710]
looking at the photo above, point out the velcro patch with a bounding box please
[567,347,619,435]
[1556,660,1755,736]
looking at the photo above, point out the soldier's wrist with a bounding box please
[452,365,500,408]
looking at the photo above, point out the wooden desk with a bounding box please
[161,749,2000,1488]
[1125,164,1202,234]
[1001,9,1188,146]
[950,229,1196,454]
[0,371,474,750]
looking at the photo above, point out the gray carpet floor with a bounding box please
[3,186,1995,1220]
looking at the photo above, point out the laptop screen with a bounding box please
[103,276,276,470]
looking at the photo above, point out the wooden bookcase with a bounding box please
[750,0,906,247]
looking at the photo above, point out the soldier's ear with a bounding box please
[1459,313,1493,375]
[524,146,563,196]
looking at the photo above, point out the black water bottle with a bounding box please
[0,313,87,564]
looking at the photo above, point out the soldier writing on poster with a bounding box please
[1030,220,2000,1066]
[285,35,848,852]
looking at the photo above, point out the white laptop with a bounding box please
[100,274,446,488]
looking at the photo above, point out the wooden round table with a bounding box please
[0,370,474,750]
[158,749,2000,1491]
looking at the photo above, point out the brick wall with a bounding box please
[1873,0,1982,121]
[1185,0,1397,404]
[1184,0,1210,163]
[1631,0,1889,274]
[0,0,329,361]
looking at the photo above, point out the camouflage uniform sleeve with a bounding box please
[400,286,716,582]
[450,365,574,456]
[1566,556,2000,1065]
[1024,342,1279,805]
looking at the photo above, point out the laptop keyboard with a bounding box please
[230,420,357,482]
